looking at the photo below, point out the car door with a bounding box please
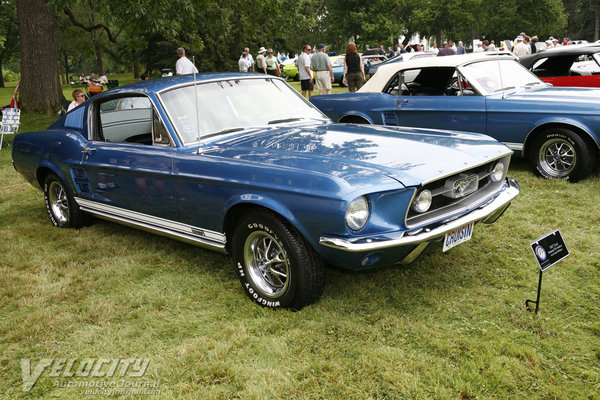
[385,67,487,133]
[79,95,178,221]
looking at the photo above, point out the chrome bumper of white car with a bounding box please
[319,178,520,253]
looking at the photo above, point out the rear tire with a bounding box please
[232,211,324,310]
[43,173,86,228]
[529,128,596,182]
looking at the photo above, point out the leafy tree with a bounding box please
[563,0,599,40]
[0,0,19,88]
[322,0,406,51]
[478,0,567,42]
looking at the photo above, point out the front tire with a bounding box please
[232,211,324,310]
[529,128,596,182]
[43,173,85,228]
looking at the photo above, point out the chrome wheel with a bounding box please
[243,231,290,297]
[538,138,576,178]
[48,181,70,224]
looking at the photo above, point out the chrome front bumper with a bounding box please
[319,178,520,253]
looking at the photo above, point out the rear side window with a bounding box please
[94,96,173,146]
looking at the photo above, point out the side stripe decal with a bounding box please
[75,197,227,250]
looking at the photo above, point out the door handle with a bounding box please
[396,99,408,106]
[81,147,96,154]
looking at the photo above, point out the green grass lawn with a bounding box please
[0,79,599,399]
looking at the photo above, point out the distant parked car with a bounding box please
[330,55,346,86]
[367,52,437,79]
[362,54,387,76]
[519,43,600,87]
[310,52,600,181]
[12,73,519,309]
[281,57,299,80]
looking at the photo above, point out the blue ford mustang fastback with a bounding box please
[12,74,519,309]
[310,52,600,182]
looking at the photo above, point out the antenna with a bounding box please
[193,56,201,153]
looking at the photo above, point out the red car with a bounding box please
[519,43,600,87]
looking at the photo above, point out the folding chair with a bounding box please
[0,107,21,150]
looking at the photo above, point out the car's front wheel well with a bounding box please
[526,123,599,181]
[338,115,371,124]
[224,204,291,253]
[525,123,599,158]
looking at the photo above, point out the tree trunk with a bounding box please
[594,6,600,42]
[16,0,64,114]
[133,62,139,79]
[0,55,5,88]
[91,31,105,76]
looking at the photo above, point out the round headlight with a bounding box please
[412,189,432,213]
[490,161,505,182]
[345,196,369,231]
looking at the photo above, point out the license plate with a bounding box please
[443,222,474,252]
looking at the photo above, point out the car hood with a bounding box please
[203,123,511,189]
[502,86,600,108]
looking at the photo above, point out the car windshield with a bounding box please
[460,59,545,95]
[159,78,325,144]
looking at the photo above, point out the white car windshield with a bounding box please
[159,78,326,144]
[460,59,545,95]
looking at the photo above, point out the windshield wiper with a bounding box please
[268,117,303,125]
[494,86,515,92]
[202,127,245,139]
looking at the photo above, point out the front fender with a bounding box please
[225,191,348,252]
[524,117,600,155]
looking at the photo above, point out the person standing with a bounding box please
[297,44,313,99]
[311,43,334,95]
[265,49,280,75]
[437,42,456,56]
[241,47,254,72]
[456,41,466,54]
[530,36,538,54]
[256,47,267,74]
[512,36,530,57]
[238,52,251,72]
[175,47,198,75]
[342,42,365,92]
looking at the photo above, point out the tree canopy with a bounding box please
[12,0,599,113]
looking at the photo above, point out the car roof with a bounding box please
[519,43,600,67]
[359,52,517,92]
[91,72,274,97]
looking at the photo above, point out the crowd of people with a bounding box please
[69,32,582,113]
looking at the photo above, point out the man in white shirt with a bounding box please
[241,47,254,72]
[297,44,313,98]
[238,53,251,72]
[512,36,530,58]
[175,47,199,75]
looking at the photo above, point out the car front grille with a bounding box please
[405,156,510,228]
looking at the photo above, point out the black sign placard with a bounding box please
[530,230,569,271]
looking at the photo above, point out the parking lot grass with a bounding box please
[0,79,599,399]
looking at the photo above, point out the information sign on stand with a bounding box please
[526,230,570,313]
